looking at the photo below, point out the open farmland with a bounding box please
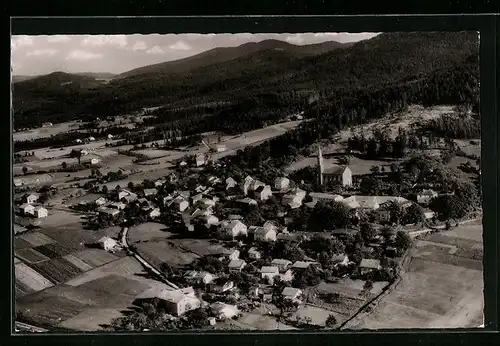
[19,232,57,247]
[71,249,119,268]
[57,308,125,331]
[169,238,226,257]
[345,223,483,329]
[15,262,54,292]
[31,258,84,284]
[34,242,74,259]
[13,173,53,186]
[134,241,200,269]
[15,248,50,264]
[39,223,107,252]
[128,222,172,244]
[62,254,94,272]
[13,121,83,142]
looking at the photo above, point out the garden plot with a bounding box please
[65,257,147,287]
[16,295,90,327]
[32,257,84,284]
[15,262,54,292]
[19,232,57,248]
[128,222,172,244]
[72,249,119,268]
[15,248,50,264]
[134,241,200,269]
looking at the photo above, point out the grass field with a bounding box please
[13,173,54,186]
[128,222,172,244]
[13,122,82,142]
[169,238,226,257]
[15,262,54,292]
[347,223,483,329]
[57,308,125,331]
[132,149,173,159]
[134,241,199,269]
[293,305,343,327]
[40,223,107,252]
[62,254,94,272]
[72,249,119,268]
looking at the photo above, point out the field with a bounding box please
[34,242,74,258]
[13,121,83,142]
[285,156,395,176]
[169,238,226,257]
[57,308,125,331]
[15,248,50,264]
[15,262,54,292]
[38,223,108,252]
[134,241,200,269]
[454,139,481,157]
[19,232,57,247]
[31,258,84,284]
[346,222,483,329]
[132,149,173,159]
[128,222,172,244]
[13,173,53,186]
[292,305,343,327]
[71,249,119,268]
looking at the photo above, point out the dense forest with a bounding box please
[13,32,478,131]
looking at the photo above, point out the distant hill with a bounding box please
[117,39,351,79]
[12,32,478,130]
[12,75,38,83]
[74,72,116,80]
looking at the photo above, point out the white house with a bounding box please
[360,258,381,275]
[423,209,436,219]
[260,266,280,284]
[107,134,114,140]
[228,259,246,272]
[149,208,161,219]
[173,197,189,212]
[271,259,292,272]
[417,189,438,204]
[309,192,344,203]
[252,226,277,242]
[214,144,226,153]
[221,248,240,261]
[280,269,294,282]
[88,136,96,142]
[98,236,118,251]
[75,139,82,144]
[109,202,126,210]
[332,254,350,267]
[135,287,201,317]
[199,198,216,209]
[207,176,222,186]
[195,153,206,167]
[23,193,40,204]
[282,287,303,303]
[80,149,89,156]
[20,203,35,216]
[90,158,100,165]
[33,206,48,218]
[118,189,137,202]
[184,271,214,285]
[155,179,166,187]
[248,247,262,259]
[237,197,258,206]
[274,177,290,190]
[241,176,255,195]
[143,188,158,197]
[220,220,248,239]
[254,185,273,201]
[95,197,107,206]
[226,177,237,190]
[282,188,307,209]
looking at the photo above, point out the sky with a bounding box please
[11,33,379,76]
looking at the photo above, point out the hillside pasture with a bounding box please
[15,262,54,292]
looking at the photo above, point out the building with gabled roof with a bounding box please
[135,286,201,316]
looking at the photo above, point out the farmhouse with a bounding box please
[143,188,158,197]
[220,248,240,261]
[149,208,161,219]
[254,185,273,201]
[210,280,234,293]
[260,266,280,284]
[271,259,292,272]
[237,197,258,206]
[195,153,206,167]
[98,236,118,251]
[282,287,303,303]
[98,207,120,217]
[184,271,214,284]
[154,179,166,187]
[109,202,126,210]
[226,177,237,190]
[249,180,266,193]
[191,208,213,219]
[332,254,350,267]
[95,197,107,206]
[241,176,255,195]
[274,177,290,190]
[309,192,344,203]
[22,193,40,204]
[135,287,201,317]
[210,302,239,320]
[360,258,381,274]
[248,247,262,259]
[282,188,307,209]
[228,259,246,272]
[173,197,189,212]
[423,208,436,219]
[291,261,317,270]
[249,226,277,242]
[20,203,35,216]
[33,206,48,218]
[200,214,219,228]
[118,189,137,202]
[90,158,100,165]
[219,220,248,239]
[417,189,438,204]
[207,176,222,185]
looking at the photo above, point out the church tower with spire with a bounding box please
[317,145,324,185]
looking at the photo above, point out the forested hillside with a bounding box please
[12,32,478,131]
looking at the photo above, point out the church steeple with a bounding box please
[317,145,324,186]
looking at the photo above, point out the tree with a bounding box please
[394,230,412,250]
[402,204,425,225]
[362,279,374,295]
[22,166,28,175]
[102,185,108,194]
[70,149,82,164]
[325,314,337,328]
[128,181,135,190]
[370,166,380,175]
[360,222,376,243]
[61,161,67,169]
[308,201,351,232]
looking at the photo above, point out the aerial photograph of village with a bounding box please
[11,31,482,332]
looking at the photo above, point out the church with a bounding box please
[317,146,353,187]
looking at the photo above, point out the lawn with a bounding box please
[128,222,172,244]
